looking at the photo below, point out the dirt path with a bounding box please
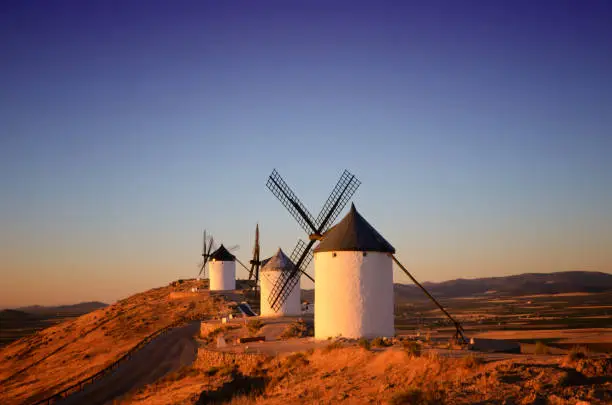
[57,321,200,405]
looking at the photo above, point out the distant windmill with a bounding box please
[197,229,238,280]
[224,224,263,288]
[247,224,262,287]
[266,169,361,311]
[208,244,236,291]
[260,248,301,316]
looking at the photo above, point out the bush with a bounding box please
[389,387,444,405]
[403,340,421,357]
[371,337,392,348]
[246,319,263,335]
[284,352,309,368]
[280,319,312,339]
[535,341,550,355]
[556,369,585,387]
[358,338,371,350]
[567,346,588,362]
[322,341,343,353]
[461,353,483,369]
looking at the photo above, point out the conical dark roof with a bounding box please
[313,203,395,253]
[261,248,295,273]
[210,244,235,261]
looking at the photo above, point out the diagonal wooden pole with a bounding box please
[391,254,468,344]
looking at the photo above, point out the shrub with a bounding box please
[461,353,483,369]
[389,387,444,405]
[246,319,263,335]
[555,369,585,387]
[358,338,371,350]
[567,346,588,362]
[371,337,392,348]
[535,341,550,355]
[280,319,312,339]
[403,340,421,357]
[284,352,309,368]
[322,341,343,353]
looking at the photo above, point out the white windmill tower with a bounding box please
[208,244,236,291]
[260,248,301,317]
[313,203,396,339]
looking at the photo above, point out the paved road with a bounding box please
[58,321,200,405]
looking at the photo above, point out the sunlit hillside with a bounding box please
[125,344,612,405]
[0,280,228,405]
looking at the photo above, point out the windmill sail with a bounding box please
[198,230,214,279]
[249,224,261,284]
[266,169,361,311]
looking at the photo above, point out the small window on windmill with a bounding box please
[332,252,337,257]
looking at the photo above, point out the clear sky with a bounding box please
[1,1,611,308]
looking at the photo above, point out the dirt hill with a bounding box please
[0,279,228,405]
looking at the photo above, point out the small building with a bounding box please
[209,244,236,291]
[313,203,395,339]
[260,248,301,317]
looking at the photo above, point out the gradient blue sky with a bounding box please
[1,1,611,307]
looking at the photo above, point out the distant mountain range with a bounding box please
[396,271,612,299]
[15,301,108,314]
[302,271,612,303]
[1,301,108,325]
[0,308,36,322]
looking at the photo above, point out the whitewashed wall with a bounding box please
[260,269,301,316]
[209,260,236,291]
[314,251,394,339]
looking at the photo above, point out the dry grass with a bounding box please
[371,336,392,348]
[403,340,422,357]
[125,343,612,405]
[246,319,263,336]
[358,338,371,350]
[280,318,312,339]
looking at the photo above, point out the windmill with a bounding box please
[197,230,239,280]
[266,169,361,311]
[265,171,468,344]
[247,224,262,287]
[228,224,263,288]
[311,203,468,344]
